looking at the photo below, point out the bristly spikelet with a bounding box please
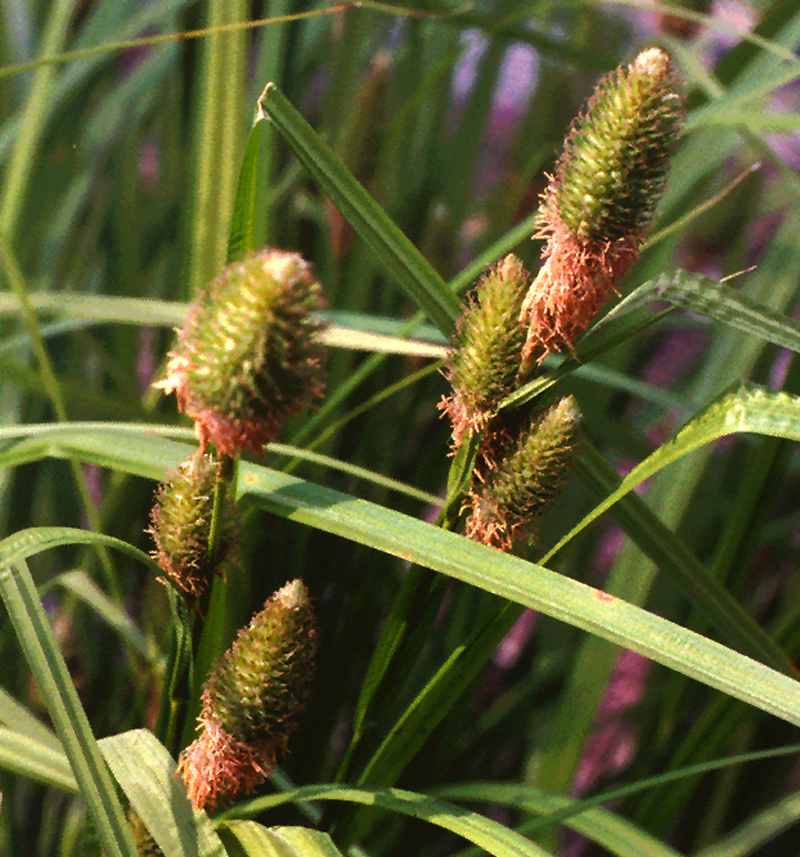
[521,48,683,363]
[440,255,530,446]
[149,452,238,605]
[178,579,316,809]
[465,396,580,551]
[155,250,327,456]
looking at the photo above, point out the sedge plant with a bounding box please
[4,7,800,857]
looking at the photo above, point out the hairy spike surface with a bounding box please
[522,47,683,362]
[465,396,581,551]
[156,250,327,456]
[178,579,316,809]
[440,254,530,446]
[149,452,238,605]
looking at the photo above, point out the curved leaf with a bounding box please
[217,822,344,857]
[3,425,800,728]
[257,82,460,336]
[227,784,552,857]
[227,112,267,264]
[100,730,225,857]
[0,555,138,857]
[544,384,800,561]
[436,783,681,857]
[0,727,75,793]
[697,789,800,857]
[0,526,161,575]
[658,273,800,354]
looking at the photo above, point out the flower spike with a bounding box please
[440,254,530,446]
[149,452,238,605]
[465,396,580,551]
[522,47,684,362]
[178,579,316,809]
[156,250,327,456]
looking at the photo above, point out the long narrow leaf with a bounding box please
[217,822,344,857]
[576,438,790,672]
[227,110,269,263]
[0,727,76,793]
[0,0,77,237]
[188,0,247,292]
[0,687,61,749]
[0,556,138,857]
[437,783,682,857]
[659,273,800,353]
[257,82,460,336]
[503,269,800,414]
[0,527,162,575]
[227,784,553,857]
[100,730,225,857]
[3,426,800,728]
[696,789,800,857]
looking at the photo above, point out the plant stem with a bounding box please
[208,453,236,568]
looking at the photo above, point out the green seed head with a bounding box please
[149,452,238,604]
[441,255,530,444]
[520,48,683,362]
[547,47,683,244]
[156,250,327,456]
[178,579,317,809]
[204,579,316,743]
[466,396,580,550]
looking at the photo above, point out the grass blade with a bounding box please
[659,274,800,354]
[0,0,77,239]
[696,789,800,857]
[543,384,800,562]
[227,784,553,857]
[188,0,247,293]
[0,687,60,749]
[0,556,138,857]
[257,82,461,336]
[100,729,225,857]
[227,111,270,263]
[0,727,76,793]
[0,526,161,574]
[575,437,790,672]
[217,822,344,857]
[4,426,800,728]
[437,783,683,857]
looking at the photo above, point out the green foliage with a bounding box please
[3,3,800,856]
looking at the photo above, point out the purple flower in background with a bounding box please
[450,28,539,197]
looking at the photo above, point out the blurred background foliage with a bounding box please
[4,0,800,854]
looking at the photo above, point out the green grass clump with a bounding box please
[3,4,800,856]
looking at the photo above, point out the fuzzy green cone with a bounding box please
[149,452,238,605]
[178,579,316,809]
[156,250,327,456]
[522,47,683,362]
[440,254,530,445]
[465,396,580,551]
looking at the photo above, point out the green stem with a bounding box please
[155,586,194,759]
[328,428,481,837]
[207,453,236,568]
[177,451,238,751]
